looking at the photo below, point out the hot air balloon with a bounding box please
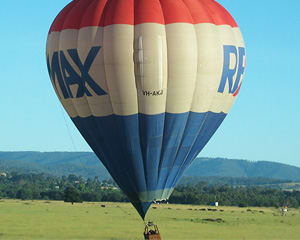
[46,0,246,220]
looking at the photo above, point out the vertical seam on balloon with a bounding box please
[134,1,167,202]
[156,0,170,187]
[172,0,198,167]
[192,0,226,115]
[159,0,199,198]
[135,35,150,192]
[185,113,226,170]
[101,5,135,191]
[130,0,148,199]
[169,7,206,194]
[101,0,114,117]
[133,0,149,195]
[168,0,224,189]
[95,0,139,196]
[157,36,164,89]
[101,0,141,196]
[170,113,211,190]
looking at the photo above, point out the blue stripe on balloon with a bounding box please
[156,112,189,192]
[138,113,165,193]
[71,111,226,218]
[158,111,209,194]
[170,112,227,189]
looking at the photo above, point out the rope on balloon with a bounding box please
[59,104,77,152]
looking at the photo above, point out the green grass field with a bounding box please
[0,199,299,240]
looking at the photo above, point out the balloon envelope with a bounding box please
[46,0,246,219]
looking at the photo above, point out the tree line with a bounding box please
[0,172,299,208]
[170,183,300,208]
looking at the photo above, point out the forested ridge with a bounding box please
[1,152,300,181]
[1,172,299,208]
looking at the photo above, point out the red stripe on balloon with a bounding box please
[80,0,109,28]
[182,0,215,24]
[49,0,78,34]
[134,0,165,25]
[102,0,134,26]
[204,0,238,27]
[159,0,194,24]
[63,0,96,30]
[49,0,238,34]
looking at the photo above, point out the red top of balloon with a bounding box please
[49,0,238,34]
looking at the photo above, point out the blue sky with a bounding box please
[1,1,299,167]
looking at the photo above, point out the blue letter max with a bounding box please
[47,46,107,99]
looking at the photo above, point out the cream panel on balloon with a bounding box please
[47,32,78,118]
[191,23,223,114]
[232,28,245,47]
[134,23,168,115]
[103,25,138,116]
[77,26,113,117]
[164,23,198,114]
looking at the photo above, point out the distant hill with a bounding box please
[184,158,300,181]
[0,152,300,181]
[0,152,109,180]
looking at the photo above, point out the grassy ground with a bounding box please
[0,199,299,240]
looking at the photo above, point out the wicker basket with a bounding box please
[144,225,162,240]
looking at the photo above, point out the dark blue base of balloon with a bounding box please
[131,201,152,220]
[72,111,226,219]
